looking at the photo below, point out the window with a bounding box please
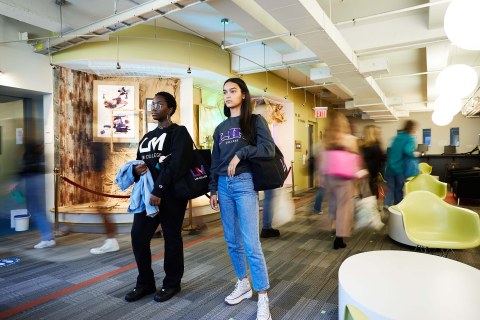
[450,127,460,147]
[423,129,431,146]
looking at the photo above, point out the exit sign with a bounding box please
[313,107,328,118]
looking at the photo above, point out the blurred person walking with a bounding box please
[89,142,120,254]
[124,91,193,303]
[360,125,385,198]
[21,141,55,248]
[322,112,359,249]
[260,190,280,239]
[384,120,418,206]
[313,139,326,214]
[209,78,273,320]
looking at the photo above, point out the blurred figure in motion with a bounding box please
[360,125,385,199]
[21,141,55,248]
[89,142,119,254]
[384,120,418,207]
[313,138,326,214]
[260,189,280,238]
[322,112,359,249]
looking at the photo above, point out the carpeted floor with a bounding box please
[0,189,479,320]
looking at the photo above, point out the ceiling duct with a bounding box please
[34,0,205,54]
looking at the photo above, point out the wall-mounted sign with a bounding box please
[295,140,302,151]
[313,106,328,119]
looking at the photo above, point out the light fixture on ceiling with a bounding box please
[433,95,462,117]
[432,110,453,126]
[187,42,192,74]
[436,64,478,98]
[220,18,229,49]
[116,36,121,70]
[284,68,289,100]
[444,0,480,51]
[48,37,56,69]
[263,42,268,93]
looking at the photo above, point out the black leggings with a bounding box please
[130,195,188,290]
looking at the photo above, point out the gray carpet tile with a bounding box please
[1,189,479,320]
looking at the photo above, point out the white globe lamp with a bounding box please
[432,111,453,126]
[433,95,462,116]
[444,0,480,50]
[436,64,478,98]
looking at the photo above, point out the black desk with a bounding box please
[419,154,480,182]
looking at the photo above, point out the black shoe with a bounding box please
[125,287,156,302]
[153,286,181,302]
[260,228,280,238]
[333,237,347,250]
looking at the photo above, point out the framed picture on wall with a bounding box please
[145,98,157,132]
[93,80,139,142]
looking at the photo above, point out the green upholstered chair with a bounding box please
[418,162,432,174]
[396,190,480,251]
[404,173,447,199]
[345,304,369,320]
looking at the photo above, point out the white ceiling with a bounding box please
[1,0,480,120]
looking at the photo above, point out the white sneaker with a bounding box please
[34,240,56,249]
[90,238,119,254]
[256,293,272,320]
[225,278,252,305]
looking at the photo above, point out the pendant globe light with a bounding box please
[433,95,463,117]
[444,0,480,50]
[432,110,453,126]
[435,64,478,98]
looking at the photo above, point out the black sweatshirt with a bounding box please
[208,115,275,195]
[136,124,193,197]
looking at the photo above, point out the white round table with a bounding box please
[338,250,480,320]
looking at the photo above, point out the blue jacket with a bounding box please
[386,131,418,176]
[115,160,158,217]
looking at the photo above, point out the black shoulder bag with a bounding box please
[171,128,211,200]
[249,115,288,191]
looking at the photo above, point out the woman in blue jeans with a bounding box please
[209,78,274,320]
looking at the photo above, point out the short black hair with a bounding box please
[155,91,177,116]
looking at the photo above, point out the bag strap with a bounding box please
[249,114,258,146]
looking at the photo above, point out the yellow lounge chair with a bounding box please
[405,173,447,199]
[397,190,480,250]
[345,304,369,320]
[418,162,432,174]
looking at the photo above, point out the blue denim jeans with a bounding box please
[218,172,270,292]
[385,174,405,206]
[313,186,325,212]
[262,189,274,229]
[24,173,53,241]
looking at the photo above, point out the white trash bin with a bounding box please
[14,214,30,231]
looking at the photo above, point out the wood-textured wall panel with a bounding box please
[55,68,180,207]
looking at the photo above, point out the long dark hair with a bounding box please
[223,77,254,143]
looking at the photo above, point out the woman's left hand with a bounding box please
[227,155,240,177]
[150,194,161,206]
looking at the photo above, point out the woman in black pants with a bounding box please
[125,91,193,303]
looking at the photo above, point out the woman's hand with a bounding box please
[227,155,240,177]
[210,194,219,210]
[134,163,147,176]
[150,194,161,206]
